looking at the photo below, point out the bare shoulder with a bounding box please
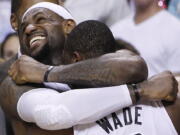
[116,49,137,56]
[100,49,142,61]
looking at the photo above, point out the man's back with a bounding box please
[74,100,179,135]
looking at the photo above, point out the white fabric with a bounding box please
[43,82,71,92]
[64,0,131,26]
[74,101,178,135]
[22,2,75,22]
[17,85,132,130]
[111,10,180,77]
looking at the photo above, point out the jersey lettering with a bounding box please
[96,106,142,134]
[96,117,114,134]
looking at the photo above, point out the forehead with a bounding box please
[23,8,61,22]
[17,0,59,20]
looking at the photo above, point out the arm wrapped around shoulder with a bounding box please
[17,85,132,130]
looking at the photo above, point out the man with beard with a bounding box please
[10,6,179,134]
[0,2,178,135]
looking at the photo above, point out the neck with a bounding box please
[134,3,163,24]
[51,51,63,65]
[37,50,63,66]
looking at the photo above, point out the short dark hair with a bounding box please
[11,0,21,13]
[64,20,116,59]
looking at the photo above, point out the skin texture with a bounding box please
[166,76,180,134]
[9,50,147,86]
[19,8,69,65]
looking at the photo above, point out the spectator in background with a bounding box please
[111,0,180,77]
[1,33,20,61]
[0,0,14,43]
[63,0,131,26]
[168,0,180,18]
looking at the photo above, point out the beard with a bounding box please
[20,34,65,65]
[31,44,50,64]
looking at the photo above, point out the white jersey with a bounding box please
[74,102,178,135]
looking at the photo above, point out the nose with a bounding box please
[25,24,37,35]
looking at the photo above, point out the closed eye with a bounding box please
[36,17,47,24]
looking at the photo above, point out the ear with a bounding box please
[62,19,76,35]
[72,51,83,63]
[10,13,18,31]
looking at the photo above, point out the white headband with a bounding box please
[22,2,74,22]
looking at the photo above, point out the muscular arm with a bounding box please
[1,50,147,119]
[9,50,148,87]
[48,50,148,87]
[0,57,35,118]
[0,76,39,118]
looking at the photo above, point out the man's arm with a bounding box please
[165,95,180,134]
[16,71,178,130]
[0,76,40,119]
[9,50,148,87]
[0,50,147,120]
[164,77,180,134]
[49,50,147,87]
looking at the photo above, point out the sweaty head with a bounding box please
[19,2,76,63]
[11,0,59,31]
[63,20,116,64]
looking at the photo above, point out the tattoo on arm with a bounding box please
[48,50,148,87]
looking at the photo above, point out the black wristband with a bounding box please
[131,84,140,102]
[44,66,54,82]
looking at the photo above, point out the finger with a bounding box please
[19,76,27,84]
[8,66,16,77]
[9,61,18,76]
[165,87,178,102]
[11,70,19,82]
[164,95,176,102]
[8,63,15,76]
[15,77,26,84]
